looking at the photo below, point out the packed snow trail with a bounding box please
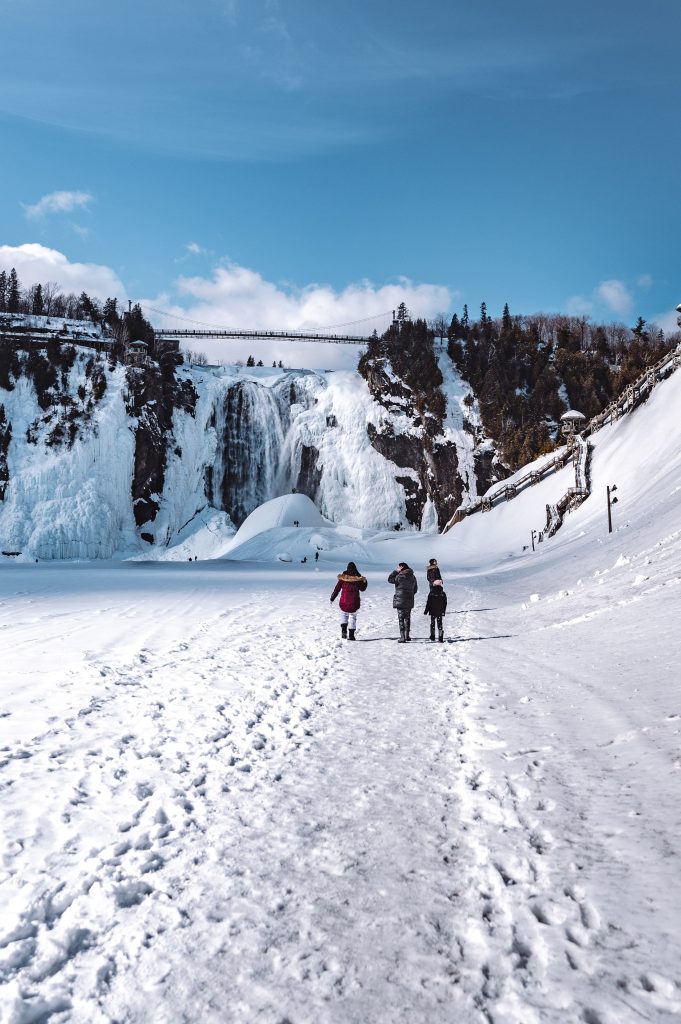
[1,564,680,1023]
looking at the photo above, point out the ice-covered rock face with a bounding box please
[0,346,492,558]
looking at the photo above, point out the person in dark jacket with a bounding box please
[330,561,367,640]
[388,562,418,643]
[426,558,442,589]
[424,578,447,642]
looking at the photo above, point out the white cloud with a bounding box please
[565,294,594,316]
[637,273,653,289]
[186,242,203,254]
[650,309,681,335]
[144,261,454,368]
[566,279,637,320]
[164,262,451,330]
[596,279,634,318]
[0,243,125,301]
[23,191,93,220]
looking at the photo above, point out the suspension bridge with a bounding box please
[147,305,394,345]
[152,327,372,345]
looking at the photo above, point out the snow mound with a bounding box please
[230,494,330,548]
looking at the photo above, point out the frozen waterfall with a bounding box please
[208,373,322,526]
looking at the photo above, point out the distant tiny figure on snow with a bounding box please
[330,562,367,641]
[388,563,418,643]
[301,556,307,563]
[426,558,442,589]
[315,550,319,562]
[424,578,447,642]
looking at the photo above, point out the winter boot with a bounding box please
[348,629,356,641]
[438,630,444,643]
[398,628,406,643]
[430,624,436,641]
[341,623,348,640]
[405,617,411,642]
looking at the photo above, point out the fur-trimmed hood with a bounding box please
[337,572,366,583]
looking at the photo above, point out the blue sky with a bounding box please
[1,0,680,340]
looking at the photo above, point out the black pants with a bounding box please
[397,609,411,635]
[430,614,443,636]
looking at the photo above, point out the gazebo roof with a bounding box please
[129,339,148,349]
[561,409,586,422]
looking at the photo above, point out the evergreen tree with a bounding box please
[8,269,20,313]
[502,302,512,333]
[102,297,119,327]
[32,283,45,316]
[0,270,7,311]
[632,316,648,340]
[78,292,101,324]
[396,301,410,324]
[125,303,155,346]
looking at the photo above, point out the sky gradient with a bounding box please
[1,0,680,346]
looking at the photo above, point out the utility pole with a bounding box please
[607,484,618,534]
[531,529,537,551]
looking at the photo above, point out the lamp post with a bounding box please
[607,484,618,534]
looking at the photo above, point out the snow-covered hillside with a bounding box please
[1,359,679,1023]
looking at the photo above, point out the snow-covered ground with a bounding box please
[1,371,680,1023]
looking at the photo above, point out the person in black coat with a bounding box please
[388,562,418,643]
[424,578,447,642]
[426,558,442,589]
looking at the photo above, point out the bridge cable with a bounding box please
[139,303,393,334]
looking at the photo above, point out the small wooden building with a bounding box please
[126,339,149,367]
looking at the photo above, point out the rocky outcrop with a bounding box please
[0,405,11,501]
[295,444,323,501]
[361,359,461,529]
[126,364,197,533]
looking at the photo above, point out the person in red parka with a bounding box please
[330,561,368,640]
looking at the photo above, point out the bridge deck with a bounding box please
[153,328,369,344]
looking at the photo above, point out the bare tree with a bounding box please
[42,281,62,317]
[181,348,208,366]
[431,312,448,343]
